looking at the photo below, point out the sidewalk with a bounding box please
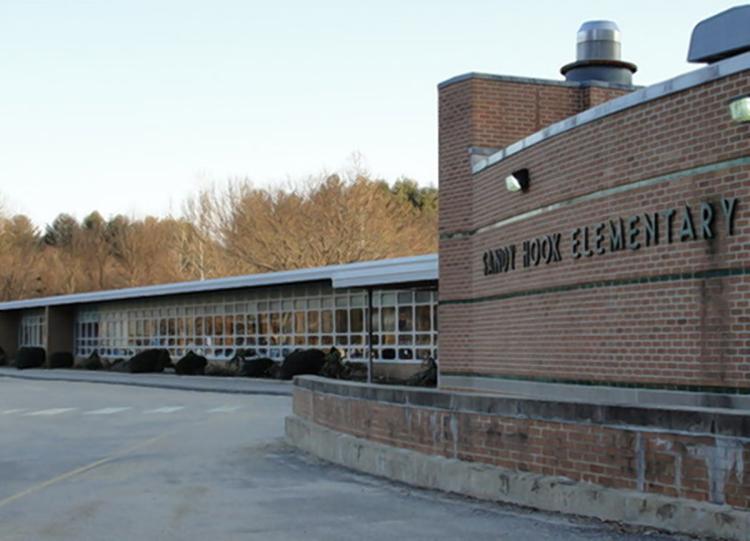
[0,367,293,396]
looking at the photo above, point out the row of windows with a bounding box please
[74,286,438,363]
[18,312,46,348]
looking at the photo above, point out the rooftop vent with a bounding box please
[688,5,750,63]
[560,20,637,85]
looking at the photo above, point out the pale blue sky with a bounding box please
[0,0,739,226]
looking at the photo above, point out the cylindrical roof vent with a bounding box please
[561,20,637,85]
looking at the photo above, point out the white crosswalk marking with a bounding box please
[25,408,76,416]
[84,407,132,415]
[144,406,184,414]
[207,406,240,413]
[1,405,239,417]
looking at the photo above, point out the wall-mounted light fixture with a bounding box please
[729,95,750,123]
[505,168,530,193]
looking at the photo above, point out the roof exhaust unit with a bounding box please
[561,20,637,85]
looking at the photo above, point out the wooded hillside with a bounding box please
[0,174,437,301]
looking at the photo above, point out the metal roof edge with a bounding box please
[0,254,439,312]
[472,50,750,174]
[437,71,638,91]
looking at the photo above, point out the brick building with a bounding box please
[288,10,750,539]
[1,7,749,539]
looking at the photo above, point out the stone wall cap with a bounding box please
[294,376,750,439]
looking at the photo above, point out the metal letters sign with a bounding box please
[483,197,738,276]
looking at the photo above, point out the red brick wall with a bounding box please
[438,69,750,390]
[438,76,626,237]
[294,386,750,509]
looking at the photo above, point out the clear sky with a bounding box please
[0,0,740,226]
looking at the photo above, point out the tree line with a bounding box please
[0,173,437,302]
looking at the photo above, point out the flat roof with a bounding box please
[0,254,438,312]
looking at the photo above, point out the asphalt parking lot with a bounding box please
[0,376,685,541]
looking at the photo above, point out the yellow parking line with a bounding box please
[0,431,174,509]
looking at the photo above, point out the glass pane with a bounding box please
[350,309,363,333]
[416,305,431,331]
[321,310,333,333]
[398,291,412,304]
[398,348,414,360]
[416,334,431,345]
[398,306,413,332]
[307,311,319,333]
[381,307,395,332]
[294,312,306,333]
[258,314,269,335]
[282,312,293,334]
[335,309,348,333]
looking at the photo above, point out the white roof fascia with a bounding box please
[0,254,438,311]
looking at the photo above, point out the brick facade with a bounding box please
[438,70,750,391]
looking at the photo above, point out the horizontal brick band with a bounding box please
[441,156,750,241]
[439,265,750,306]
[442,371,750,396]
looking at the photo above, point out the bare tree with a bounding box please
[0,167,437,301]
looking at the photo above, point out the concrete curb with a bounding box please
[0,369,292,397]
[286,414,750,541]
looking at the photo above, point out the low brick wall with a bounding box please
[291,376,750,529]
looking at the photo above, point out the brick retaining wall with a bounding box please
[292,377,750,511]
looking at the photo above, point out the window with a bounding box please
[72,286,438,363]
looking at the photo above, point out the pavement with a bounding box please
[0,377,688,540]
[0,366,292,396]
